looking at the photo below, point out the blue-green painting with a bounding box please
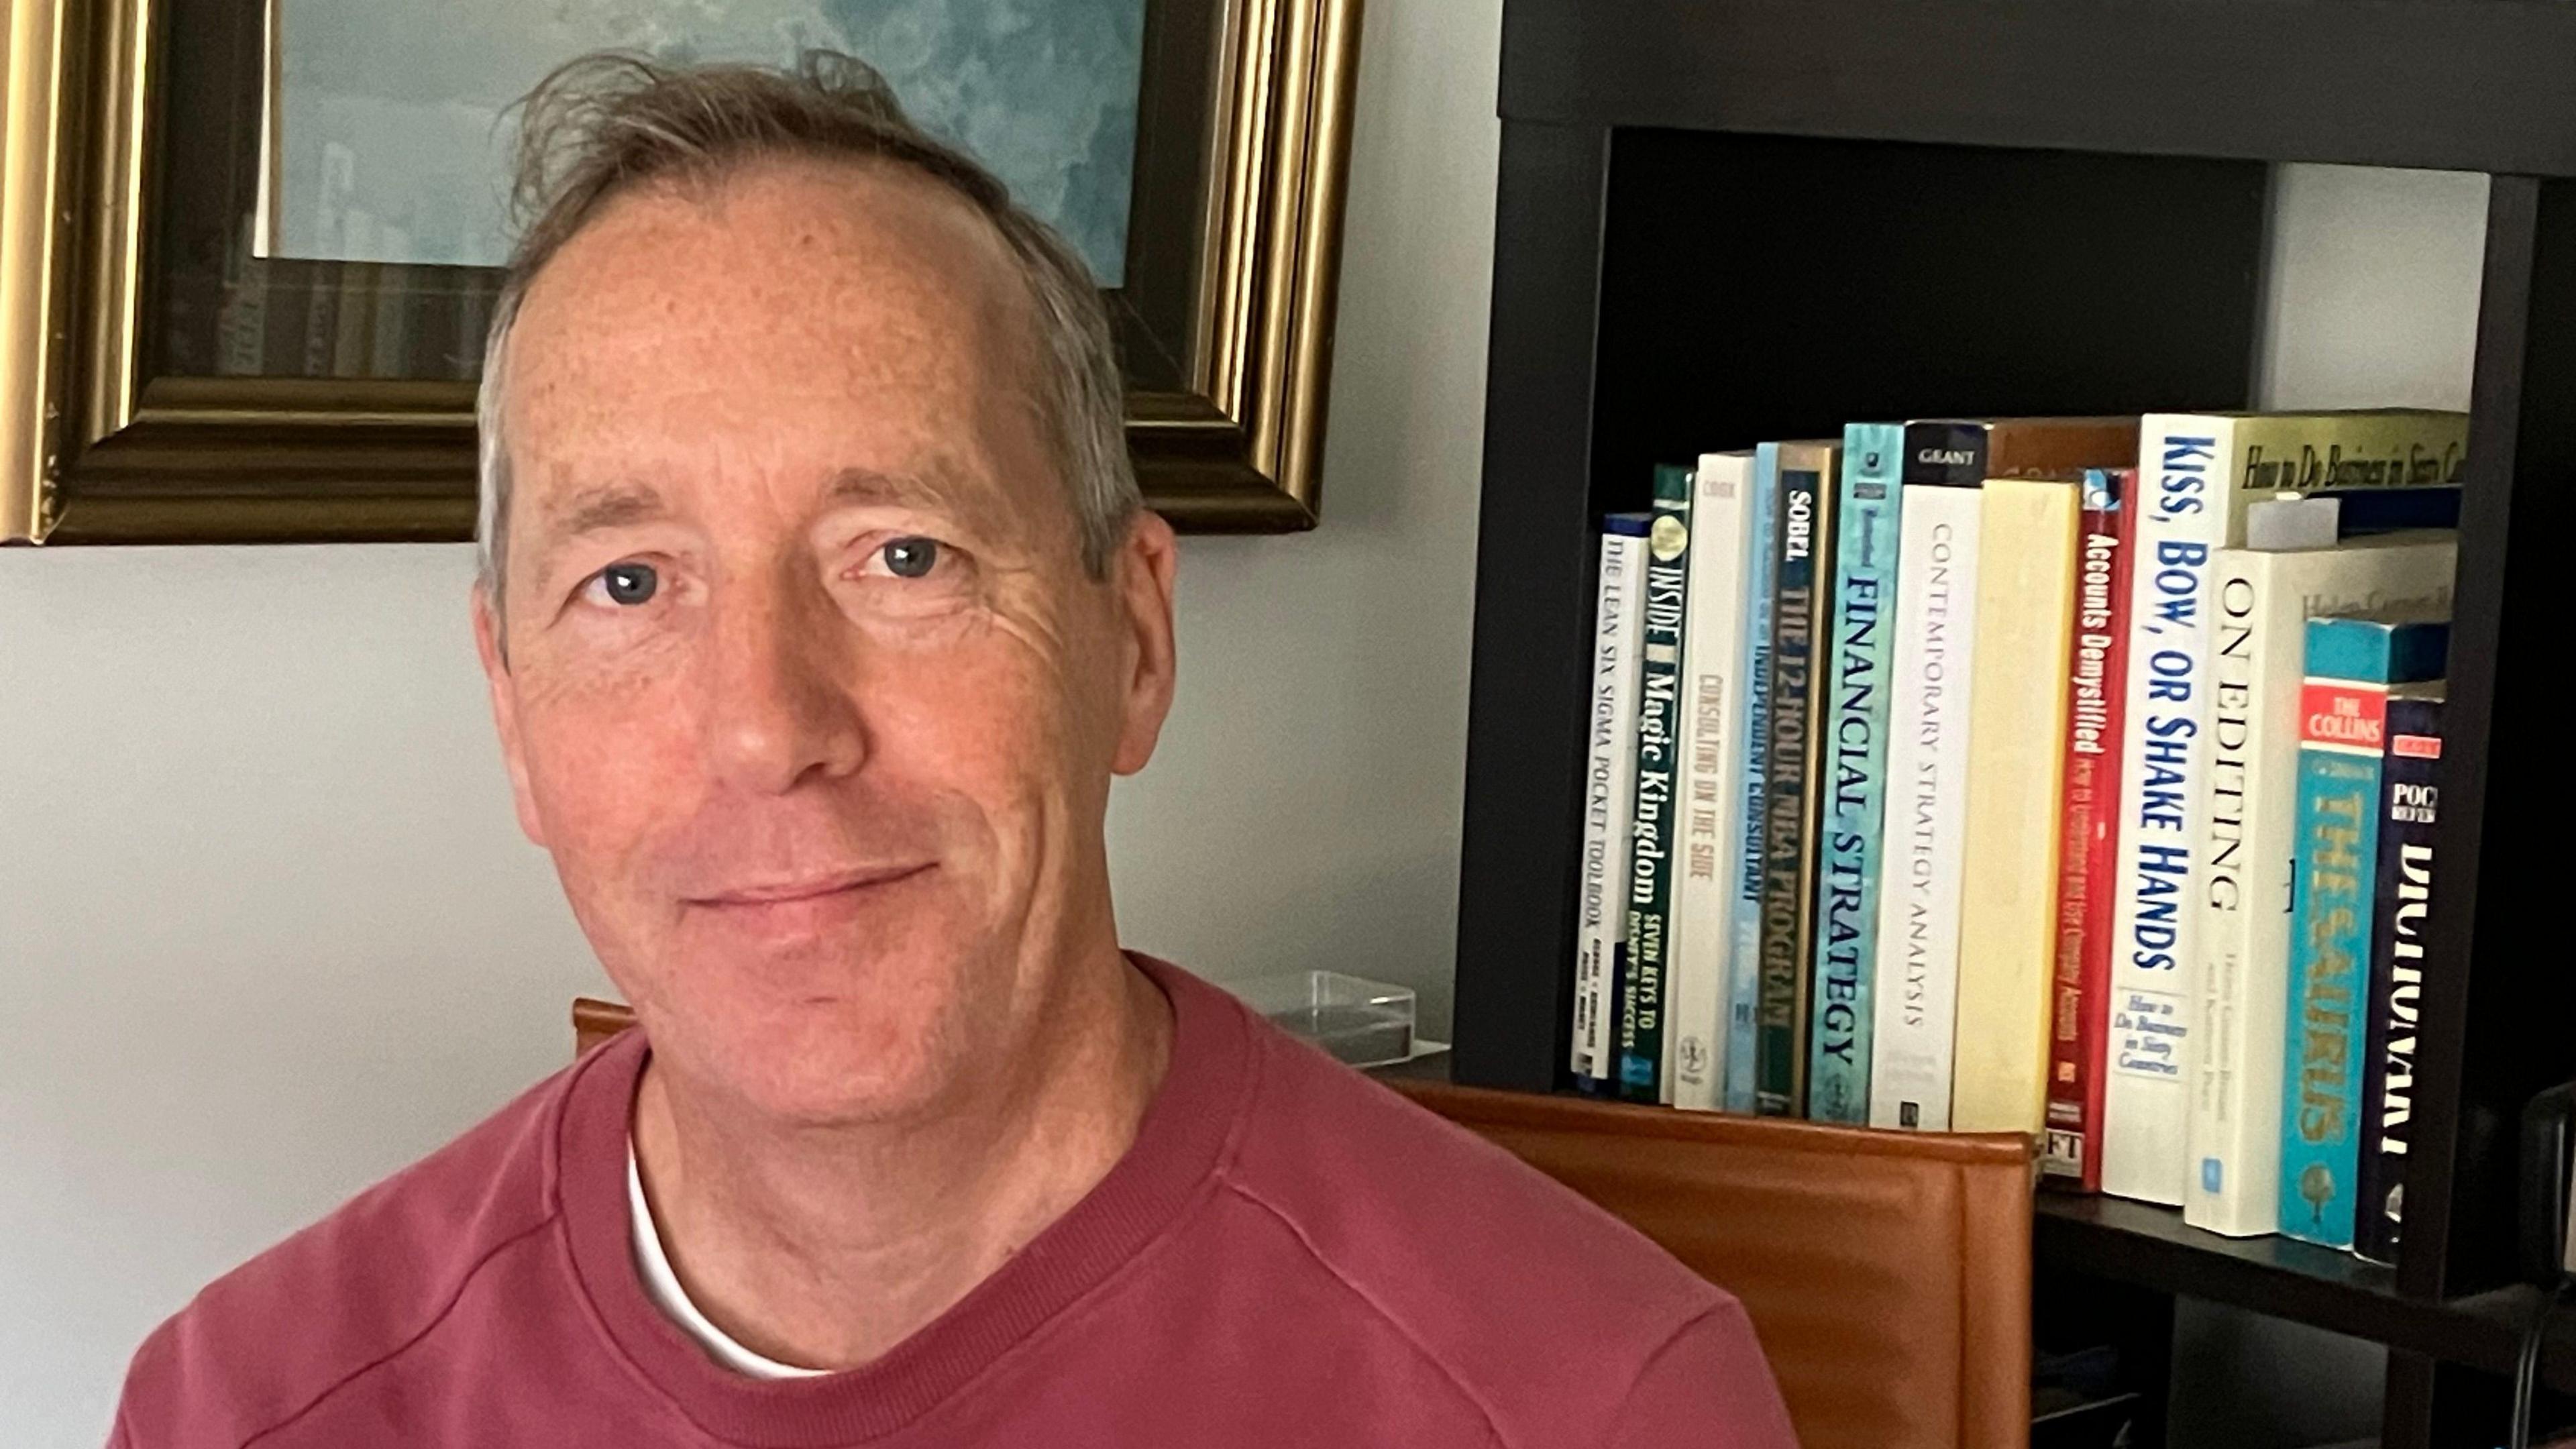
[273,0,1148,285]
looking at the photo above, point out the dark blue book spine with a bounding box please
[1755,445,1836,1116]
[2353,693,2442,1265]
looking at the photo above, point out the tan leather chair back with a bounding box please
[1387,1077,2034,1449]
[574,997,631,1058]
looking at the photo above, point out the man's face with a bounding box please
[474,158,1177,1124]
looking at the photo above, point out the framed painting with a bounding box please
[0,0,1360,543]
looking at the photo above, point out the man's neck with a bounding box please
[629,947,1174,1371]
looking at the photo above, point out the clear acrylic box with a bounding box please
[1232,970,1417,1068]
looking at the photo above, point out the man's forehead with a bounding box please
[493,157,1072,570]
[516,157,1032,356]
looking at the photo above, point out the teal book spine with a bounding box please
[2277,616,2449,1246]
[1722,449,1781,1114]
[1807,426,1904,1122]
[1617,464,1695,1101]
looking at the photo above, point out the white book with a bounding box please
[1571,516,1652,1083]
[1666,452,1758,1110]
[2102,411,2467,1205]
[2183,532,2456,1235]
[1866,480,1982,1131]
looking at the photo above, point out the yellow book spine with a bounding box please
[2222,410,2469,506]
[1951,477,2081,1135]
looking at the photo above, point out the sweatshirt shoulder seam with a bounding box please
[1587,1302,1734,1449]
[1212,1168,1512,1449]
[235,1210,560,1448]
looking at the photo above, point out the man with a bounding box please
[111,54,1794,1448]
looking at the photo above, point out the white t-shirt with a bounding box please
[625,1144,828,1380]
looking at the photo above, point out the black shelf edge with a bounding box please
[1503,0,2576,176]
[2037,1195,2576,1391]
[2037,1195,2420,1339]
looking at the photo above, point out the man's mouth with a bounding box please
[688,863,934,911]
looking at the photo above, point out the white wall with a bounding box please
[1099,0,1499,1033]
[2255,164,2487,415]
[0,547,608,1445]
[0,2,1503,1441]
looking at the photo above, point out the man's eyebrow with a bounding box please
[822,466,955,510]
[822,465,1021,543]
[540,483,672,543]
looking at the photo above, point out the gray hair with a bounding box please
[474,51,1139,612]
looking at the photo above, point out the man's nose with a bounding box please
[699,579,869,795]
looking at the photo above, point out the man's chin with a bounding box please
[682,996,969,1126]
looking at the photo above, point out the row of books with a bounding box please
[1572,409,2469,1258]
[212,259,499,382]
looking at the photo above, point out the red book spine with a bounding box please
[2043,470,2138,1191]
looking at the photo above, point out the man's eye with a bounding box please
[876,537,941,580]
[584,561,659,608]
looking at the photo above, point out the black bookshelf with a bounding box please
[1450,3,2576,1445]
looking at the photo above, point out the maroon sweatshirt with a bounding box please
[110,958,1796,1448]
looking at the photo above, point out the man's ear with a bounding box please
[1108,510,1179,777]
[472,583,550,848]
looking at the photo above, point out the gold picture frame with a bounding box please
[1,0,1360,544]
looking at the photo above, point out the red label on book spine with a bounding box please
[2045,472,2137,1191]
[2391,732,2441,760]
[2301,682,2389,753]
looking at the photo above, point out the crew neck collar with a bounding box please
[555,954,1252,1446]
[627,1142,829,1381]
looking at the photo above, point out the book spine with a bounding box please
[452,271,499,380]
[1668,455,1758,1110]
[257,252,310,376]
[1754,447,1836,1116]
[2043,470,2136,1187]
[300,268,341,378]
[215,262,269,376]
[1570,519,1651,1085]
[2184,542,2457,1236]
[415,271,463,388]
[327,261,370,377]
[1723,453,1783,1114]
[1808,427,1904,1123]
[1617,468,1696,1102]
[2278,635,2394,1248]
[2101,418,2237,1203]
[2184,549,2289,1234]
[1951,478,2081,1134]
[2354,696,2440,1265]
[2277,613,2411,1248]
[370,263,415,378]
[1866,482,1982,1131]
